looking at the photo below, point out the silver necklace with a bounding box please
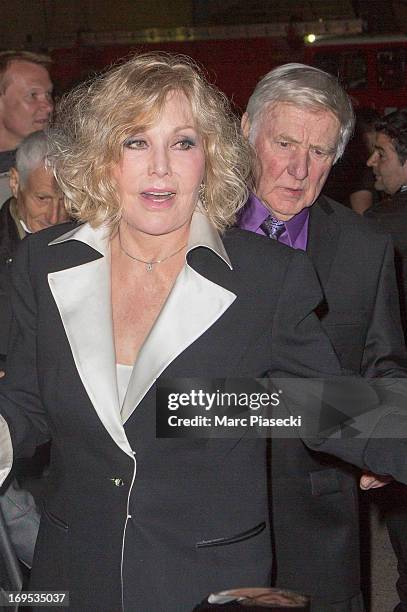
[118,231,187,272]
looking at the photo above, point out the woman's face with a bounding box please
[113,90,206,237]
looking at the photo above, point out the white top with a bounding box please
[116,363,133,408]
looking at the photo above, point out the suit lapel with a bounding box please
[121,212,237,423]
[121,263,236,423]
[46,215,237,446]
[47,223,133,457]
[307,197,341,288]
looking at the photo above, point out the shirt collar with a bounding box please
[19,219,32,234]
[240,192,309,245]
[48,210,233,269]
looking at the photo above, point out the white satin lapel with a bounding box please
[121,264,236,423]
[47,224,133,457]
[121,211,236,424]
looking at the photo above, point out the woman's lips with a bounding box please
[141,191,176,203]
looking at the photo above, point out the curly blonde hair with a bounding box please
[51,52,253,231]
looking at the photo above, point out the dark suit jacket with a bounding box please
[365,190,407,339]
[271,196,407,611]
[0,198,21,359]
[2,215,407,611]
[0,218,346,612]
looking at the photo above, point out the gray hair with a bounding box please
[246,63,355,162]
[15,131,50,186]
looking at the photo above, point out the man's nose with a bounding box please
[367,150,378,167]
[287,148,309,181]
[46,202,61,226]
[39,94,53,114]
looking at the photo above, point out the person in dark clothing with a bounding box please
[0,131,68,361]
[366,109,407,339]
[365,108,407,612]
[323,108,380,214]
[239,62,407,612]
[0,130,68,587]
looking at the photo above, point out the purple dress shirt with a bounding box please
[238,193,309,251]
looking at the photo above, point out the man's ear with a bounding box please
[241,112,251,139]
[9,167,20,199]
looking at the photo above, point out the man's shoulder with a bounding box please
[0,198,21,252]
[366,191,407,219]
[0,198,13,221]
[313,195,389,243]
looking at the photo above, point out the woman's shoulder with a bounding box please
[26,221,79,248]
[13,221,89,274]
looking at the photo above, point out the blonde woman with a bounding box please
[0,53,355,610]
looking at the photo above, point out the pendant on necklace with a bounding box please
[146,262,153,272]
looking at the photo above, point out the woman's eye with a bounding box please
[124,138,147,150]
[174,139,195,150]
[277,141,289,149]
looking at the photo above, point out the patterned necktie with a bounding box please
[260,215,286,240]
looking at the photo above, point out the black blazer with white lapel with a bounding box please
[271,195,407,611]
[0,212,344,612]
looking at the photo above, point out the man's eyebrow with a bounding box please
[275,133,299,144]
[311,142,337,154]
[275,132,336,154]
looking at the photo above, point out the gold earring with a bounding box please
[198,183,208,212]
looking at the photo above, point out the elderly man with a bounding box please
[0,51,53,205]
[239,64,407,611]
[0,130,68,582]
[0,130,68,360]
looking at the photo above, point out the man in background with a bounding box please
[239,63,407,611]
[0,51,53,205]
[323,108,380,214]
[366,109,407,612]
[0,130,68,360]
[0,130,68,584]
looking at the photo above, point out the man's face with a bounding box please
[242,102,340,220]
[0,61,53,150]
[367,132,407,195]
[10,164,69,233]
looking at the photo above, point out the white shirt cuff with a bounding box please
[0,414,13,486]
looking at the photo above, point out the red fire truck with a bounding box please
[304,34,407,113]
[47,19,361,111]
[48,22,407,113]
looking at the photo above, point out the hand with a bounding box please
[360,471,393,490]
[0,370,5,379]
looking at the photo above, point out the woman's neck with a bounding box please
[117,220,190,262]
